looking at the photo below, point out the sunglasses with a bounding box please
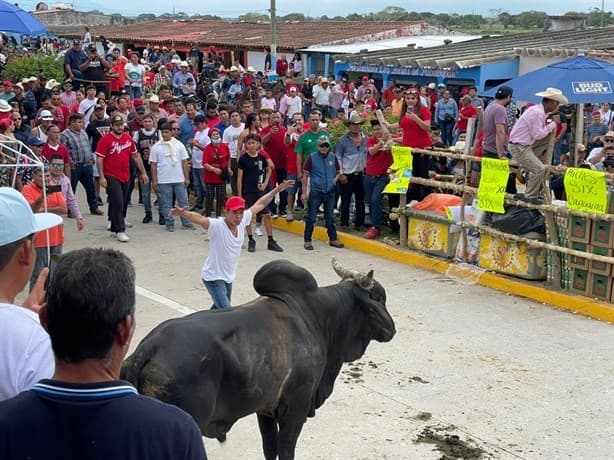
[51,163,64,168]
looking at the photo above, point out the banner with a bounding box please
[477,158,509,214]
[564,167,607,214]
[383,146,413,194]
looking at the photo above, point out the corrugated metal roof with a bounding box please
[337,27,614,70]
[300,35,480,54]
[52,19,440,50]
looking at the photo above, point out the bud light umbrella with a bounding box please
[483,54,614,104]
[483,54,614,161]
[0,0,47,35]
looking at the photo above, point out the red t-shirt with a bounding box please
[95,132,137,182]
[457,104,478,132]
[366,136,393,176]
[206,116,221,130]
[399,106,433,149]
[203,143,230,185]
[285,138,298,175]
[41,143,70,164]
[261,125,287,169]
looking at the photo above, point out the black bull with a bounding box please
[121,259,396,460]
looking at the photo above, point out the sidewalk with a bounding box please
[272,218,614,324]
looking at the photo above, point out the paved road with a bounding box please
[59,200,614,460]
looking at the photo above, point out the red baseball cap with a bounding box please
[225,196,246,211]
[2,80,12,87]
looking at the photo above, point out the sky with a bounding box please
[21,0,607,17]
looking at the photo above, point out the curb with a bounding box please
[272,218,614,324]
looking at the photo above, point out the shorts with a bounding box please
[286,173,298,194]
[244,191,270,217]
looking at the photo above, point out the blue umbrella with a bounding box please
[483,55,614,104]
[0,0,47,35]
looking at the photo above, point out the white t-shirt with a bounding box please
[0,303,54,401]
[201,210,252,283]
[124,63,145,88]
[222,124,244,159]
[192,129,210,168]
[260,97,276,110]
[149,140,189,184]
[285,95,302,118]
[78,97,98,127]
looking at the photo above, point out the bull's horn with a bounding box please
[331,257,360,280]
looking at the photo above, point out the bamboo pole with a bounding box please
[541,132,562,289]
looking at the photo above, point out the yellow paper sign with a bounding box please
[564,168,607,214]
[383,146,413,194]
[477,158,509,214]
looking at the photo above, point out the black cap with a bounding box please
[94,103,104,110]
[87,44,97,51]
[135,105,146,113]
[495,85,513,100]
[110,115,124,125]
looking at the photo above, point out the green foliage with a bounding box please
[137,13,157,21]
[326,114,400,145]
[3,54,63,83]
[239,12,270,22]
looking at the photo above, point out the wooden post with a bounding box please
[542,131,561,289]
[399,194,407,247]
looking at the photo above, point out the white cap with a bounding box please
[39,110,53,120]
[0,187,62,246]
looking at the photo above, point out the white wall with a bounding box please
[519,56,567,75]
[247,51,266,72]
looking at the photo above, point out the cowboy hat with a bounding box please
[44,79,60,90]
[343,112,365,125]
[0,100,11,112]
[535,87,568,104]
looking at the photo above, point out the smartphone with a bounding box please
[407,106,414,114]
[46,185,62,194]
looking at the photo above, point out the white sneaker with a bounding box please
[117,232,130,243]
[254,225,264,237]
[124,219,133,228]
[106,221,111,231]
[286,212,294,222]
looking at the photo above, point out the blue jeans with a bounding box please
[127,85,143,99]
[304,189,337,242]
[158,182,190,227]
[30,245,62,292]
[191,167,205,208]
[140,168,153,214]
[203,279,232,309]
[70,163,98,212]
[439,118,455,146]
[364,174,389,230]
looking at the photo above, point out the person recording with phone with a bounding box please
[384,87,433,202]
[21,166,67,291]
[78,45,111,97]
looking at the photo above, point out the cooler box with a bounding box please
[478,231,547,280]
[406,209,459,259]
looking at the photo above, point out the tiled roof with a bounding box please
[338,27,614,70]
[54,20,438,50]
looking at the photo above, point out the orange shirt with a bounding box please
[22,184,66,248]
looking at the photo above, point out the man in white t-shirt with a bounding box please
[149,122,194,232]
[222,110,244,195]
[170,181,294,309]
[187,114,210,211]
[0,187,61,401]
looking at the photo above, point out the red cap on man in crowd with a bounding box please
[225,196,246,211]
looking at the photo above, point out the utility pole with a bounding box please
[601,0,605,28]
[270,0,277,58]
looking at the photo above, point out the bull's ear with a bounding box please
[357,270,374,290]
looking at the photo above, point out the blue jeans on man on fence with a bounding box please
[304,189,338,243]
[364,174,389,230]
[203,279,233,309]
[158,182,190,228]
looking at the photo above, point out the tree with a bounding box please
[498,12,514,29]
[137,13,157,21]
[239,12,269,22]
[346,13,364,21]
[515,10,548,29]
[3,54,63,83]
[281,13,306,21]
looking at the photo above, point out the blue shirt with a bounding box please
[178,114,196,146]
[0,379,207,459]
[435,98,459,121]
[172,70,193,89]
[305,152,339,193]
[335,133,367,174]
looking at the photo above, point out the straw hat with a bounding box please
[535,87,568,104]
